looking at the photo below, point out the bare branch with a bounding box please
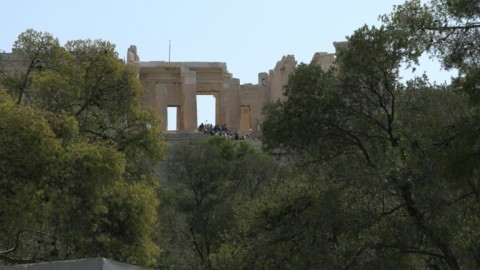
[0,229,55,264]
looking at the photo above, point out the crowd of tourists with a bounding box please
[197,123,253,140]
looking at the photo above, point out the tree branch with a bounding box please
[378,203,405,220]
[0,229,55,264]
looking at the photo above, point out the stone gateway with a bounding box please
[0,42,345,134]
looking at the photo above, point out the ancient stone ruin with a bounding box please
[0,42,346,134]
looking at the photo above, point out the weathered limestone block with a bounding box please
[156,83,168,131]
[127,45,140,64]
[181,70,197,132]
[310,52,335,70]
[268,55,297,102]
[225,77,241,132]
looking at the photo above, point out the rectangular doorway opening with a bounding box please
[197,95,216,129]
[240,105,251,131]
[167,106,178,131]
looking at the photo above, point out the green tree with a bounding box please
[384,0,480,100]
[0,87,161,266]
[258,21,479,269]
[0,30,165,185]
[385,0,480,69]
[261,64,341,163]
[386,3,480,267]
[0,29,165,267]
[159,137,281,270]
[0,29,66,105]
[48,141,160,266]
[0,87,62,263]
[29,37,164,184]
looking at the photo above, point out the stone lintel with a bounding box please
[183,71,196,85]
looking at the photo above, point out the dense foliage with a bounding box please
[254,1,480,269]
[1,0,479,269]
[0,30,164,267]
[159,137,283,270]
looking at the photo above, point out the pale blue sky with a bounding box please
[1,0,452,128]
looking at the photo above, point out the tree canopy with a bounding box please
[158,137,283,270]
[2,1,480,268]
[255,1,480,268]
[0,29,164,267]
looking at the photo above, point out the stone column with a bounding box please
[181,71,197,132]
[215,92,222,125]
[226,78,241,133]
[143,82,167,132]
[256,72,269,132]
[155,82,168,132]
[218,81,228,125]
